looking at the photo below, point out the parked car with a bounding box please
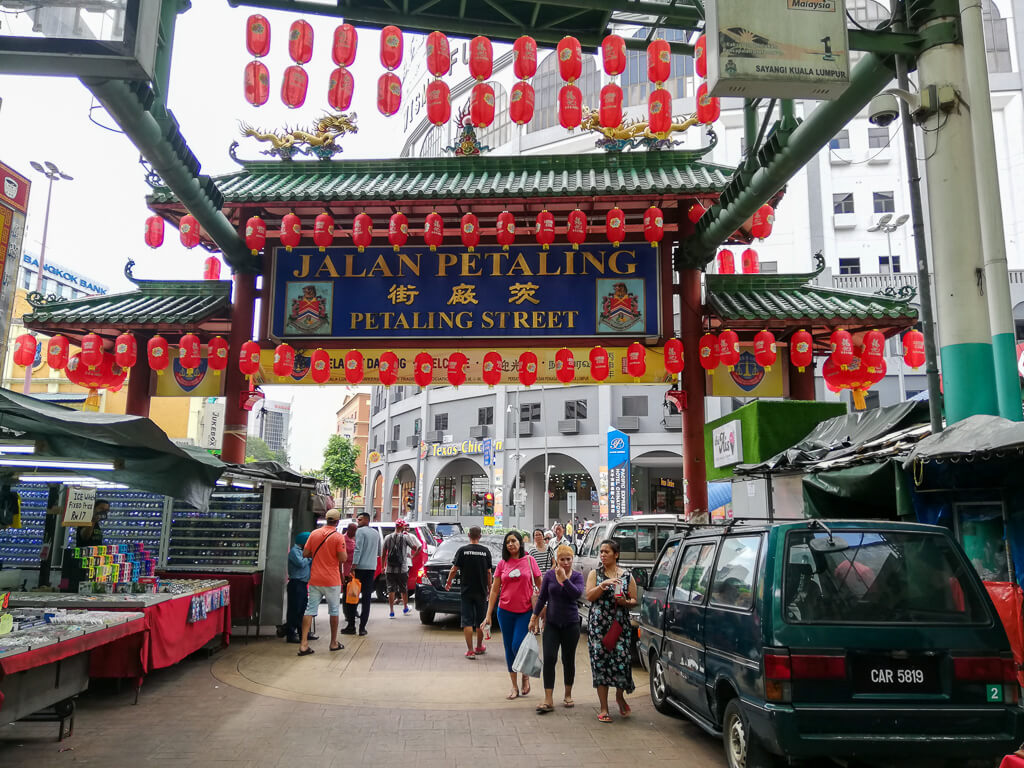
[415,534,504,625]
[636,519,1024,768]
[427,521,465,540]
[356,521,437,600]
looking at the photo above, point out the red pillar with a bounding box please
[124,346,151,418]
[679,267,708,520]
[789,360,816,401]
[221,271,257,464]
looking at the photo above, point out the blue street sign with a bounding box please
[482,437,493,466]
[607,428,631,519]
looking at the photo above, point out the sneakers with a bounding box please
[402,606,411,615]
[358,629,368,636]
[390,610,395,619]
[465,650,476,659]
[474,645,486,655]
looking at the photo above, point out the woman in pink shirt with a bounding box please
[484,530,542,700]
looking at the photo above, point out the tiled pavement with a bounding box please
[0,609,728,768]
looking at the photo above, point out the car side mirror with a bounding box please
[633,569,649,589]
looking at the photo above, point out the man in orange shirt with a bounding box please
[298,508,348,655]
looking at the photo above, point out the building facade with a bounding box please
[336,392,370,513]
[250,398,291,456]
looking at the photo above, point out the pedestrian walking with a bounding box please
[383,519,421,618]
[343,511,380,636]
[284,531,312,643]
[445,526,493,659]
[483,530,542,700]
[550,522,573,551]
[298,509,348,656]
[528,527,554,572]
[530,544,584,713]
[584,538,637,722]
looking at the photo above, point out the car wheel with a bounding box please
[649,650,679,717]
[419,610,435,625]
[722,699,779,768]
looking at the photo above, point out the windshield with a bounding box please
[432,536,503,562]
[784,530,988,624]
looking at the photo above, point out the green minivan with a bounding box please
[637,519,1024,768]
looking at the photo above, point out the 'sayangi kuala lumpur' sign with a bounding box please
[269,242,662,340]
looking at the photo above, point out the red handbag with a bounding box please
[601,619,623,651]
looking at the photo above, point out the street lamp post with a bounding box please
[867,212,910,272]
[23,161,73,395]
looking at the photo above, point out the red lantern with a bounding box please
[207,336,229,373]
[830,328,854,370]
[239,340,261,376]
[699,333,719,371]
[862,329,886,373]
[719,329,741,370]
[717,249,735,274]
[470,82,495,128]
[274,343,296,379]
[424,212,444,251]
[352,212,373,252]
[246,15,271,58]
[447,352,468,387]
[179,333,201,371]
[203,256,221,281]
[280,212,302,251]
[753,330,777,370]
[81,332,103,369]
[513,36,537,80]
[751,204,775,239]
[600,83,623,128]
[468,36,492,81]
[13,333,35,368]
[144,215,164,249]
[179,215,200,249]
[66,353,125,391]
[244,60,270,107]
[288,19,313,64]
[648,88,672,135]
[557,36,582,82]
[496,211,516,251]
[605,207,626,247]
[664,338,685,375]
[518,351,539,387]
[627,342,647,379]
[509,81,535,125]
[693,33,707,77]
[310,348,331,384]
[535,210,555,250]
[696,82,721,124]
[644,205,665,247]
[426,31,450,77]
[413,352,434,388]
[380,25,403,70]
[389,212,409,252]
[328,66,354,111]
[148,335,170,373]
[378,351,399,387]
[332,23,357,67]
[460,212,479,251]
[426,79,451,126]
[558,84,583,129]
[313,212,335,251]
[47,335,69,371]
[602,34,626,76]
[790,329,814,372]
[377,72,402,116]
[647,39,671,85]
[555,348,575,384]
[588,347,610,381]
[344,350,364,384]
[281,64,308,109]
[903,329,926,369]
[567,209,588,249]
[482,351,502,387]
[688,202,706,224]
[245,215,267,255]
[741,248,760,274]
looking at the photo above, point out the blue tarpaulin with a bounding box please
[708,481,732,511]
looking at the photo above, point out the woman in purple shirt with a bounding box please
[529,545,584,713]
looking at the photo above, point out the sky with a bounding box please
[0,3,399,471]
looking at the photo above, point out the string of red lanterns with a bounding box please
[244,15,271,107]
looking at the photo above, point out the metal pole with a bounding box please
[515,387,521,523]
[885,228,893,269]
[23,173,54,394]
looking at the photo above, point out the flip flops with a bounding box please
[597,713,613,723]
[474,645,486,654]
[536,704,555,714]
[506,689,520,700]
[618,702,632,717]
[297,648,315,656]
[563,698,575,708]
[465,650,476,659]
[329,643,344,652]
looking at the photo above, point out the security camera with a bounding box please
[868,93,900,127]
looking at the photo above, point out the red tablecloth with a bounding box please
[0,618,145,680]
[89,591,231,679]
[157,571,262,621]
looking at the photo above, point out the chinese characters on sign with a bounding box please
[607,428,631,519]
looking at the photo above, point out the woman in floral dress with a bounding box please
[585,538,637,723]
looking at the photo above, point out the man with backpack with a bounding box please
[382,519,421,618]
[297,509,348,656]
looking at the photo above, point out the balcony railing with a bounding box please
[824,270,1024,294]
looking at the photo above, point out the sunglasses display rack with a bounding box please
[92,490,169,554]
[165,486,268,572]
[0,485,48,568]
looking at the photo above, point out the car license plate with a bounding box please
[852,654,941,694]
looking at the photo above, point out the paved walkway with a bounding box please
[0,610,727,768]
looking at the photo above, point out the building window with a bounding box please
[392,424,401,442]
[829,129,850,150]
[477,406,493,426]
[529,52,601,133]
[520,402,541,422]
[839,257,861,275]
[430,476,457,516]
[413,418,421,435]
[622,396,648,417]
[868,126,890,148]
[565,399,588,420]
[879,254,901,273]
[475,84,511,150]
[982,0,1012,74]
[833,193,854,214]
[622,27,693,107]
[420,123,449,158]
[873,191,895,214]
[434,413,448,431]
[21,270,32,290]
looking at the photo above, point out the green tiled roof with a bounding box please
[148,152,733,206]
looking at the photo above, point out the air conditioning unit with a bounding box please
[663,414,682,431]
[425,430,444,443]
[557,419,579,434]
[469,425,489,438]
[385,440,399,453]
[517,421,533,437]
[406,436,420,448]
[614,415,640,432]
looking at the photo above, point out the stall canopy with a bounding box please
[0,388,223,509]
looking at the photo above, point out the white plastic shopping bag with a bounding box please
[512,632,543,678]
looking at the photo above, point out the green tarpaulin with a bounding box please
[802,459,916,520]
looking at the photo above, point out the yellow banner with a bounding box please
[257,347,677,386]
[707,347,787,398]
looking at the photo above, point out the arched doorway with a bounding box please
[389,463,416,521]
[425,457,489,522]
[516,453,597,529]
[632,450,684,514]
[368,469,384,521]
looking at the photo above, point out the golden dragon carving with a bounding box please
[237,113,358,158]
[580,107,699,141]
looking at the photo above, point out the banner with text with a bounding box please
[607,428,631,519]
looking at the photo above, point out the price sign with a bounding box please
[62,485,97,527]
